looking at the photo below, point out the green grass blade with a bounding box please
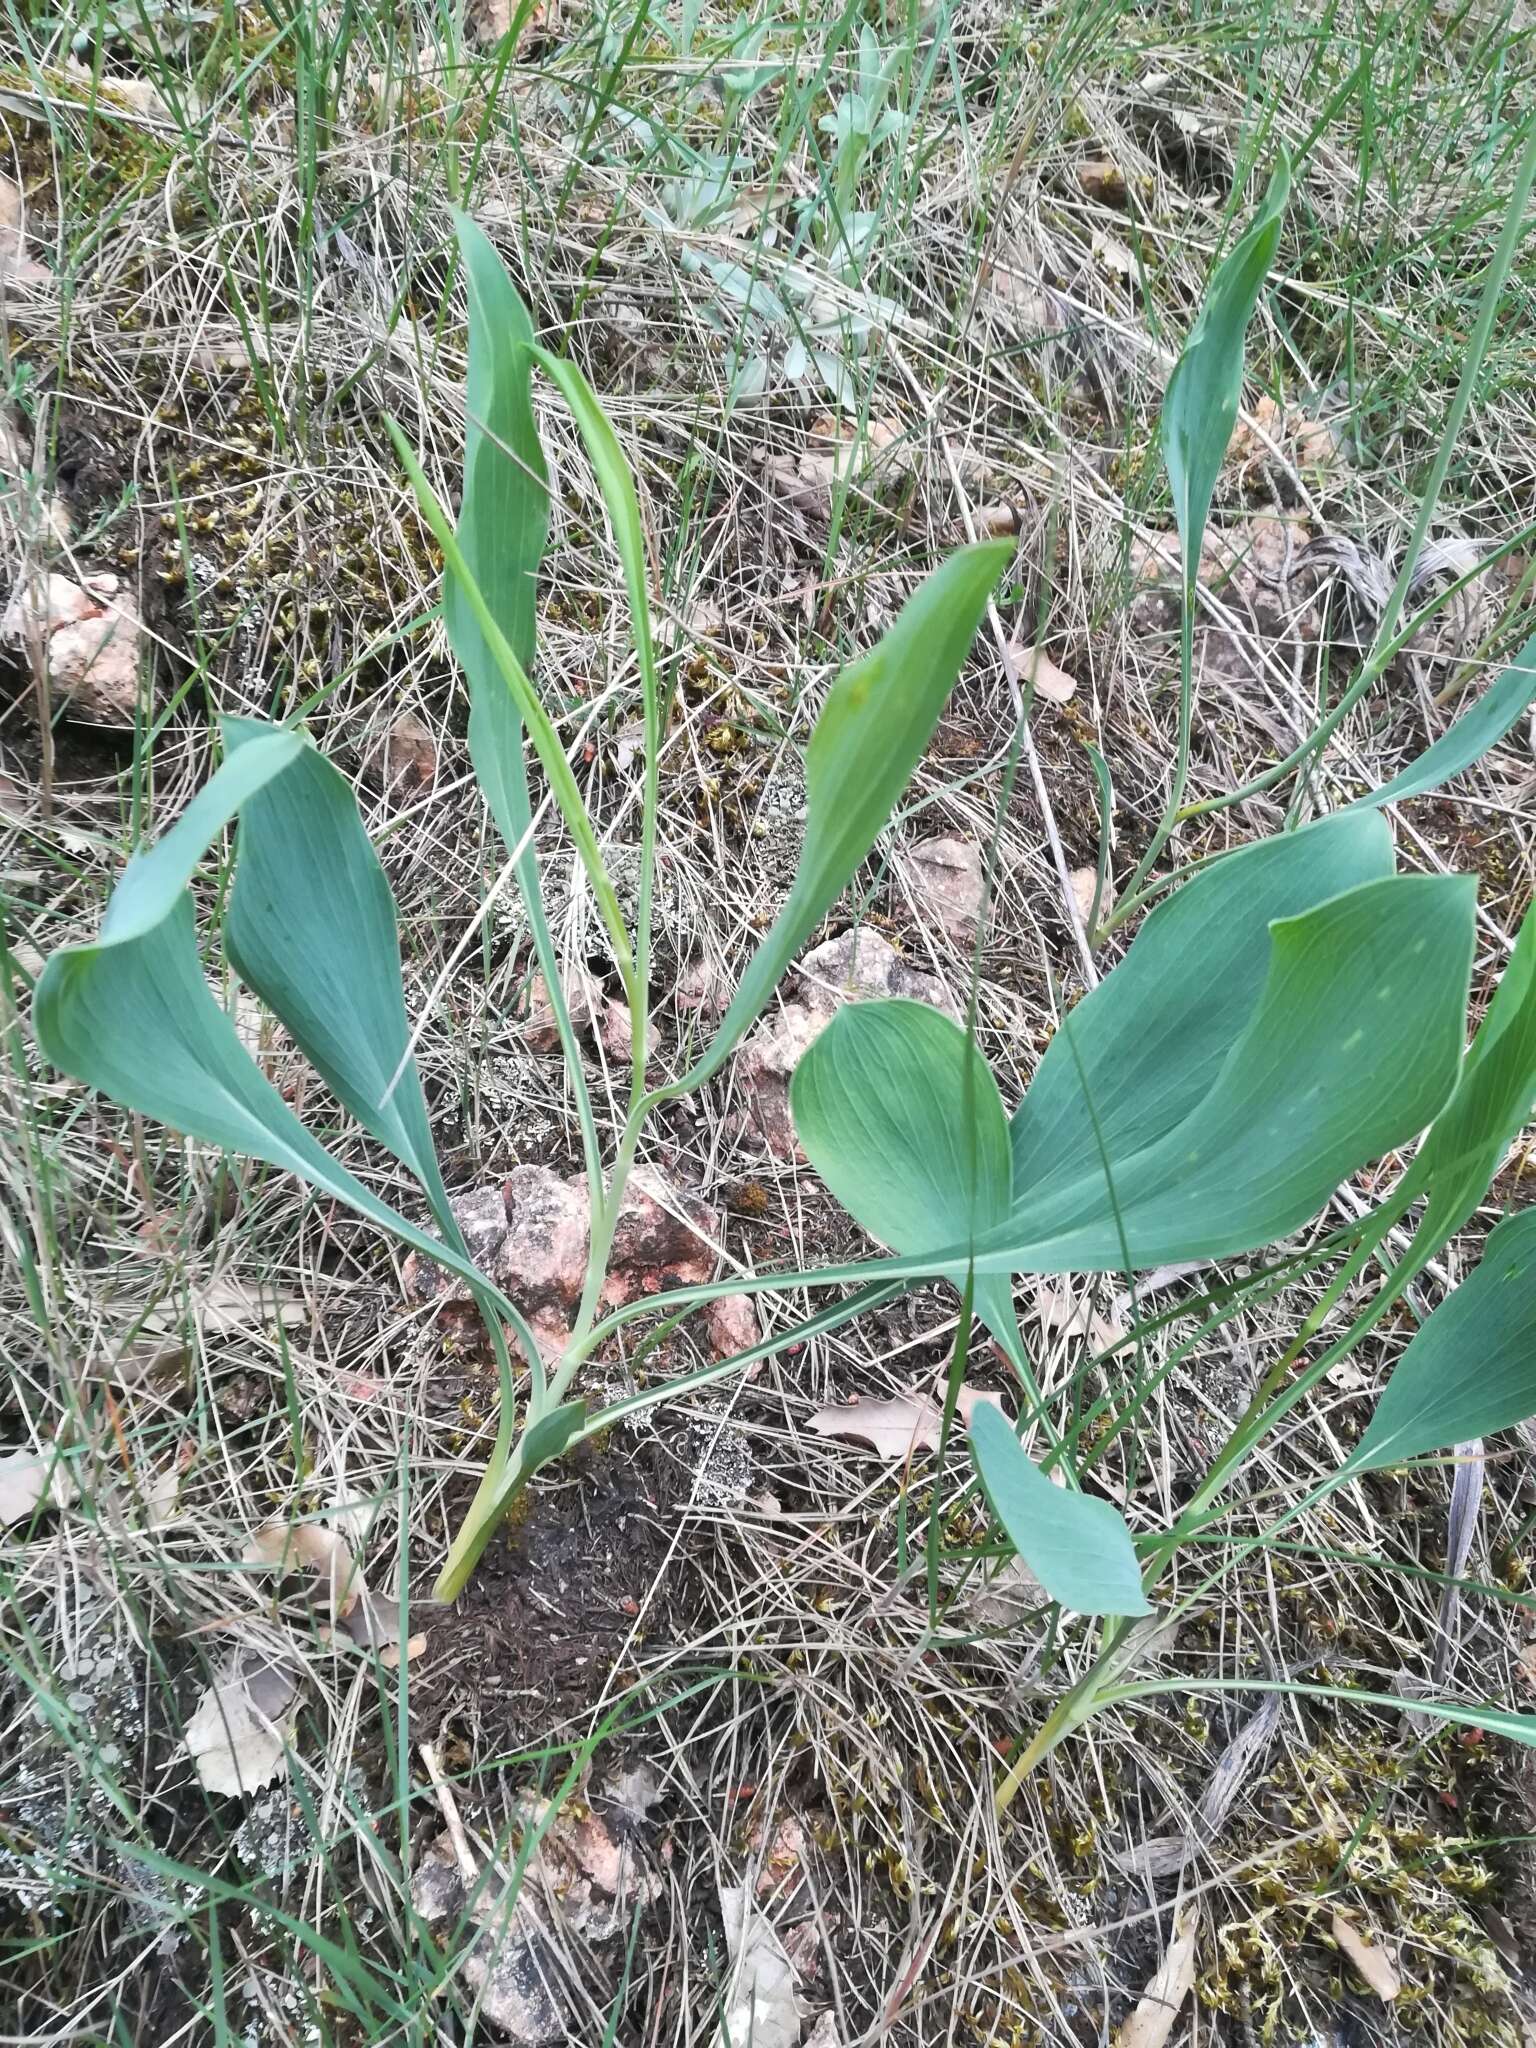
[444,215,601,1185]
[531,343,662,980]
[389,421,636,985]
[448,213,549,679]
[1099,1675,1536,1750]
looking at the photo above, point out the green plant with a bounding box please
[33,177,1536,1793]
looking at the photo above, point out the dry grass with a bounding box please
[3,1,1536,2041]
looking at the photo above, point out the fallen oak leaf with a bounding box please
[1330,1909,1401,2002]
[183,1647,300,1797]
[1117,1905,1198,2048]
[245,1520,363,1616]
[1014,644,1077,705]
[328,1588,428,1668]
[0,1447,76,1524]
[719,1883,804,2048]
[810,1391,943,1461]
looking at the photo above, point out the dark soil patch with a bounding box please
[410,1428,708,1759]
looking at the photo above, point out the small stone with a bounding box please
[1076,156,1127,205]
[799,926,952,1013]
[402,1186,508,1308]
[496,1166,590,1311]
[3,573,144,724]
[901,835,985,941]
[732,1002,830,1160]
[600,1166,719,1307]
[674,955,731,1017]
[703,1292,760,1361]
[733,927,955,1160]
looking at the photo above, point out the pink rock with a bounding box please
[3,573,145,723]
[731,927,956,1160]
[797,925,950,1013]
[732,1001,830,1161]
[600,1166,720,1307]
[495,1165,591,1310]
[525,1308,573,1368]
[598,996,660,1067]
[702,1292,760,1360]
[521,967,600,1053]
[674,956,731,1017]
[402,1186,509,1308]
[901,836,984,940]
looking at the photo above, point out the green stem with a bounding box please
[1119,576,1197,902]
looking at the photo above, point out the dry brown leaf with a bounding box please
[1068,868,1099,923]
[1015,644,1077,705]
[1117,1906,1198,2048]
[333,1589,428,1668]
[948,1380,1011,1427]
[1091,227,1136,278]
[136,1274,306,1341]
[972,501,1020,537]
[245,1520,362,1615]
[375,712,437,795]
[810,1392,943,1461]
[966,1552,1048,1624]
[719,1883,804,2048]
[1036,1280,1126,1352]
[0,1447,75,1525]
[183,1649,299,1797]
[0,183,49,287]
[1330,1910,1401,2001]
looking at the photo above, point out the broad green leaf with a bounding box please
[793,1001,1010,1251]
[33,738,531,1332]
[980,873,1473,1273]
[448,213,548,684]
[1349,1208,1536,1472]
[1162,156,1290,584]
[1355,629,1536,811]
[222,717,452,1231]
[791,999,1019,1346]
[969,1402,1150,1616]
[674,540,1011,1092]
[1403,895,1536,1261]
[442,217,602,1172]
[1010,811,1394,1201]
